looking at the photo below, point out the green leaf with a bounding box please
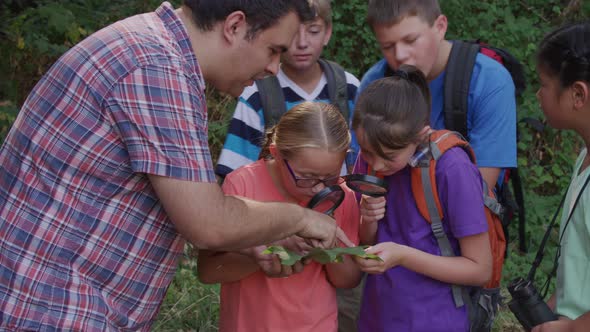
[306,247,340,264]
[262,246,303,266]
[263,245,382,266]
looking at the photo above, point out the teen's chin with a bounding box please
[226,85,246,98]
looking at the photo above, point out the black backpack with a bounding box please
[446,40,529,254]
[255,58,350,128]
[386,40,528,253]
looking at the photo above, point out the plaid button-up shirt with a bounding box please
[0,2,215,330]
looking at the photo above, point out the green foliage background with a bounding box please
[1,0,589,330]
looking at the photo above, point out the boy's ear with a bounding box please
[222,11,248,45]
[433,14,448,40]
[571,80,589,110]
[322,22,333,47]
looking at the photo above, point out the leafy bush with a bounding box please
[323,1,380,77]
[0,0,181,104]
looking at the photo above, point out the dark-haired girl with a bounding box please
[531,21,590,332]
[352,65,492,332]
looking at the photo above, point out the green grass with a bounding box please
[154,238,546,331]
[154,254,220,332]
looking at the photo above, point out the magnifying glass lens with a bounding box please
[347,181,387,196]
[306,185,345,215]
[344,174,388,197]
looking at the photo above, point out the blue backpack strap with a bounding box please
[318,59,350,123]
[255,75,287,128]
[444,40,480,139]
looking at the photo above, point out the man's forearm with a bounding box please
[149,175,309,251]
[216,195,308,250]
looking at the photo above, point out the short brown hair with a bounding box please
[352,65,430,159]
[367,0,441,27]
[310,0,333,26]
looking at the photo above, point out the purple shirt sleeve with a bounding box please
[436,147,488,238]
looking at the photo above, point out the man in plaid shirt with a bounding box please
[0,1,352,330]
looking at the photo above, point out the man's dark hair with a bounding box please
[183,0,315,40]
[367,0,441,27]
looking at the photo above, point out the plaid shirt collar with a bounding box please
[156,2,205,89]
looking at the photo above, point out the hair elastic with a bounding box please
[392,69,409,80]
[564,49,590,65]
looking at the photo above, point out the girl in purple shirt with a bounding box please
[351,65,492,332]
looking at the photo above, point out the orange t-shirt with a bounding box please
[219,160,360,332]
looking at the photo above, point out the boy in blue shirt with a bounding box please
[360,0,517,190]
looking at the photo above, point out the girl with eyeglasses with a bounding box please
[198,101,361,332]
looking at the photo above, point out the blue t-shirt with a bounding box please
[358,54,517,172]
[356,148,489,332]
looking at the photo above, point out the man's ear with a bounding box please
[222,11,248,45]
[433,14,448,40]
[571,80,590,110]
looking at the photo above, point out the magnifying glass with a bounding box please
[305,172,389,215]
[343,174,388,197]
[306,185,345,215]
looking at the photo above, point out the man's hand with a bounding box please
[296,209,354,248]
[272,235,313,255]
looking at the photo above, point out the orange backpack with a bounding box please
[410,130,506,306]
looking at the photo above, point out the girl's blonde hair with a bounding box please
[260,101,350,160]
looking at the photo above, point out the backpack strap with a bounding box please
[444,41,480,139]
[318,59,350,123]
[256,60,350,129]
[255,75,287,128]
[410,130,475,308]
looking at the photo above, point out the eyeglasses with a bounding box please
[284,159,344,188]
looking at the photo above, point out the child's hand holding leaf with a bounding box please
[263,245,382,266]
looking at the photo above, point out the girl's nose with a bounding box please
[311,181,326,194]
[371,159,386,173]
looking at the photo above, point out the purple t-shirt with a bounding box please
[357,147,488,332]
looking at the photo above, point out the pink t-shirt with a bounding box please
[219,159,360,332]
